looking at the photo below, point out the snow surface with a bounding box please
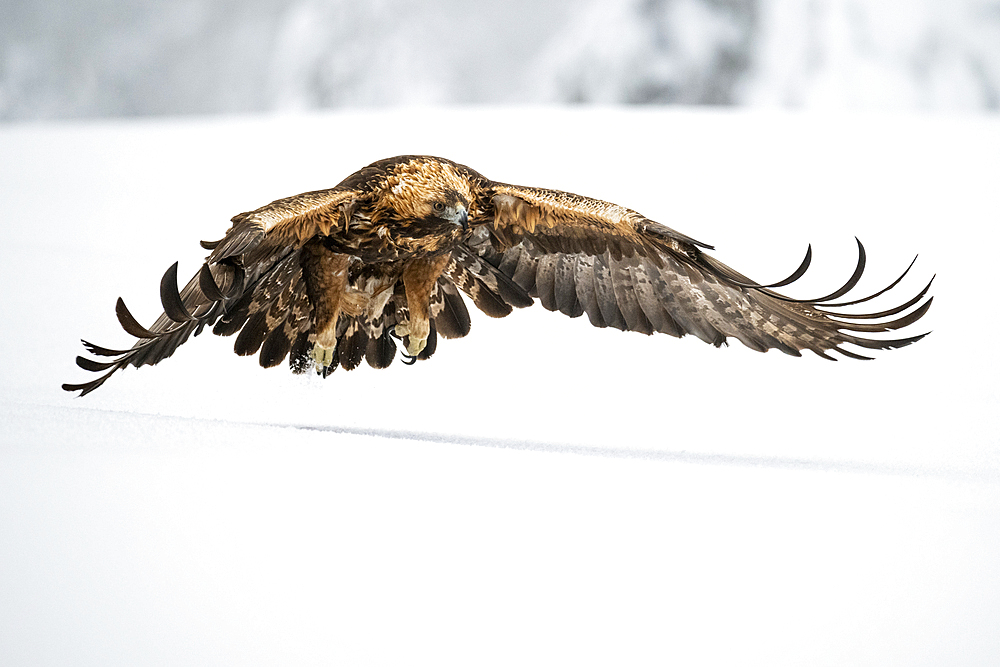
[1,107,999,665]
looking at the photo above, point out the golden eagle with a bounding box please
[64,155,933,396]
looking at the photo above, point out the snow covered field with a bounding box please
[2,107,999,665]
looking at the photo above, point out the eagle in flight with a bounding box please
[64,155,933,396]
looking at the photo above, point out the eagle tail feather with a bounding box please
[365,329,397,369]
[434,279,472,339]
[417,321,438,360]
[338,321,370,370]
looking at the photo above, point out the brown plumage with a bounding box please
[63,155,933,396]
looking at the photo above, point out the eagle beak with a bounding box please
[457,206,469,231]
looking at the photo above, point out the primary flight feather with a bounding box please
[63,155,933,396]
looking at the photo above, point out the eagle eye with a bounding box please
[432,201,446,214]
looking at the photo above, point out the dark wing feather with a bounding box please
[63,186,362,394]
[433,279,472,339]
[445,245,532,318]
[62,261,243,396]
[338,321,370,371]
[475,182,932,359]
[365,328,397,369]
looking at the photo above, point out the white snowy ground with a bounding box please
[1,107,999,666]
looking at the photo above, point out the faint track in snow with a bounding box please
[284,422,995,485]
[39,404,998,486]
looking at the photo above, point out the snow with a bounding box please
[1,107,999,665]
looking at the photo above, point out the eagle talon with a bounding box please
[404,336,427,357]
[310,344,336,376]
[390,326,418,364]
[391,322,428,357]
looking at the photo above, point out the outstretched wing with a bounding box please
[475,182,932,359]
[62,188,359,396]
[63,181,534,395]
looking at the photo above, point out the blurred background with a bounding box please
[3,0,999,121]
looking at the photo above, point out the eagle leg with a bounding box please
[389,325,418,365]
[390,320,427,358]
[399,254,452,358]
[302,246,357,376]
[310,343,337,375]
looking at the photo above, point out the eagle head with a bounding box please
[379,157,475,235]
[428,192,469,231]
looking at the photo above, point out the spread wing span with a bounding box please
[63,155,932,396]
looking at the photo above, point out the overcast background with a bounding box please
[3,0,1000,120]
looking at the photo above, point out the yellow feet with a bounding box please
[392,320,428,357]
[310,343,336,375]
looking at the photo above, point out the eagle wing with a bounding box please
[475,182,932,359]
[62,187,364,396]
[63,179,532,395]
[63,158,933,397]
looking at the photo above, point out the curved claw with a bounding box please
[389,325,418,365]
